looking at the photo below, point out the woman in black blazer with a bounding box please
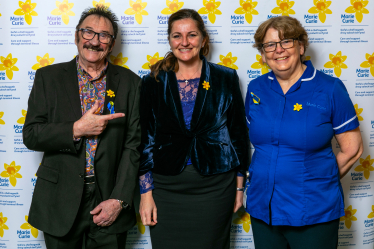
[138,9,249,249]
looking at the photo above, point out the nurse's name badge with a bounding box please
[251,92,260,105]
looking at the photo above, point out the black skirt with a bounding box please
[150,165,236,249]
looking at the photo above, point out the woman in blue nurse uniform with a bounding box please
[244,16,363,249]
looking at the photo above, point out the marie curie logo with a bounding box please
[232,211,251,233]
[142,52,163,70]
[0,54,19,80]
[13,0,38,25]
[0,213,9,237]
[323,51,347,77]
[271,0,295,17]
[1,161,22,187]
[250,54,271,77]
[198,0,222,24]
[51,0,75,25]
[31,53,55,71]
[124,0,148,25]
[307,0,332,23]
[340,205,357,229]
[233,0,258,24]
[110,53,129,69]
[354,155,374,179]
[364,206,374,228]
[93,0,110,9]
[0,112,5,128]
[354,104,364,121]
[360,53,374,77]
[217,52,238,70]
[345,0,369,23]
[161,0,183,15]
[19,215,38,238]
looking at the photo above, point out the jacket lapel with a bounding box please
[190,57,210,131]
[166,70,187,132]
[63,58,82,120]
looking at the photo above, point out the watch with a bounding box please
[117,199,129,210]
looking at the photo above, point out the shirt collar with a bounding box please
[268,60,316,95]
[76,56,108,81]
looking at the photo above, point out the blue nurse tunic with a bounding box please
[244,60,359,226]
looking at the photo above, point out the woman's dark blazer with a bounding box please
[139,56,249,176]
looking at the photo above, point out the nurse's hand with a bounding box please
[233,190,243,213]
[139,191,158,226]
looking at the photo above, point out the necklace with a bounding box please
[177,62,202,84]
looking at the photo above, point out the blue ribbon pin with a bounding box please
[107,101,115,114]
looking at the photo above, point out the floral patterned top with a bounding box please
[76,57,108,176]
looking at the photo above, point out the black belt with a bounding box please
[84,175,95,184]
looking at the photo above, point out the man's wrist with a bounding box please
[116,199,129,210]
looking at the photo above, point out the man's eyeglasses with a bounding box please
[78,28,114,44]
[262,39,297,52]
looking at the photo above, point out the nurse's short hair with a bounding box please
[253,16,309,62]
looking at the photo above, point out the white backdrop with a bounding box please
[0,0,373,248]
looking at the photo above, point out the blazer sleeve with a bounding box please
[110,77,142,206]
[138,76,156,176]
[23,68,83,153]
[226,71,250,175]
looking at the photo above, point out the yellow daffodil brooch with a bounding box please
[202,81,210,90]
[251,92,260,105]
[106,89,115,98]
[294,103,302,111]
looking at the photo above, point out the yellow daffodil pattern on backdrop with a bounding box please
[136,214,145,234]
[308,0,332,23]
[1,161,22,187]
[271,0,295,16]
[124,0,148,25]
[0,213,9,237]
[305,55,311,61]
[107,89,115,98]
[20,215,38,238]
[233,211,251,233]
[294,103,302,111]
[198,0,222,24]
[110,53,129,69]
[93,0,110,9]
[234,0,258,24]
[217,52,239,70]
[142,52,163,69]
[202,81,210,90]
[324,51,347,77]
[354,103,363,121]
[51,0,75,25]
[360,52,374,77]
[17,110,27,124]
[32,53,55,70]
[251,55,271,75]
[0,112,5,127]
[14,0,38,25]
[161,0,184,15]
[368,205,374,219]
[345,0,369,23]
[340,205,357,229]
[355,155,374,179]
[0,53,19,80]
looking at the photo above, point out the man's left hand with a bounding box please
[90,199,122,227]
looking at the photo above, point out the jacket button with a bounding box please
[79,174,84,178]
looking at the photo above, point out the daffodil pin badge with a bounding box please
[251,92,260,105]
[107,101,115,114]
[202,81,210,90]
[106,89,115,98]
[294,103,302,111]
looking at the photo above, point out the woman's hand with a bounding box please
[139,191,158,226]
[233,176,244,213]
[233,191,243,213]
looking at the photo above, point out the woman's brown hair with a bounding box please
[150,9,210,79]
[253,16,309,62]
